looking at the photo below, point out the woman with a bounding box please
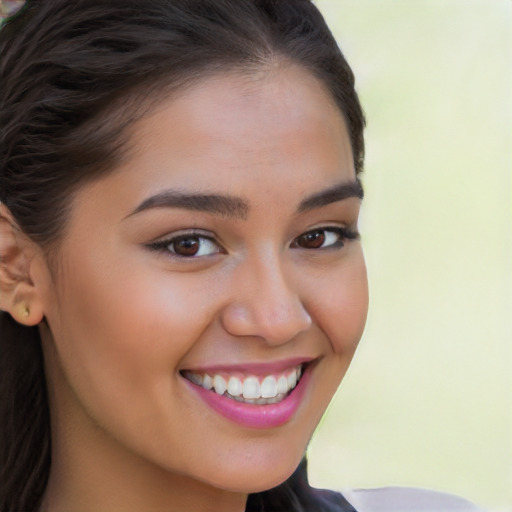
[0,1,485,511]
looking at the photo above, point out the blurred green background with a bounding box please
[308,1,511,511]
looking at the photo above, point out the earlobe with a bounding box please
[12,301,44,327]
[0,203,45,326]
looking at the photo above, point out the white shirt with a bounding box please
[342,487,487,512]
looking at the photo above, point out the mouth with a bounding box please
[181,364,304,406]
[180,359,316,428]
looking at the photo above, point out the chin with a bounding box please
[200,447,304,495]
[213,470,295,495]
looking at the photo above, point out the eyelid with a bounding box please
[145,224,359,258]
[146,229,224,257]
[291,225,360,249]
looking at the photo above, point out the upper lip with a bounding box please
[180,356,319,376]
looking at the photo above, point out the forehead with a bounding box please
[124,65,351,177]
[153,64,344,142]
[70,64,355,225]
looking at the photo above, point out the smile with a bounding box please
[182,366,303,405]
[181,361,313,428]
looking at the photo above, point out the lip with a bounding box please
[182,361,314,429]
[181,356,315,376]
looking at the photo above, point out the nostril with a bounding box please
[220,297,311,345]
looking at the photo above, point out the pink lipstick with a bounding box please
[182,361,312,429]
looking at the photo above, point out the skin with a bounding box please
[4,64,368,512]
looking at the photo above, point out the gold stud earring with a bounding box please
[21,305,30,318]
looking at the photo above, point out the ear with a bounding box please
[0,203,45,326]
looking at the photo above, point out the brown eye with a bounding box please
[296,230,326,249]
[148,232,222,258]
[292,227,356,250]
[153,234,221,258]
[172,236,200,256]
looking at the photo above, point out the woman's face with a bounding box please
[39,65,368,497]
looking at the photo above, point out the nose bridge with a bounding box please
[221,248,312,344]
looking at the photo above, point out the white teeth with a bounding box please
[287,370,297,390]
[188,373,203,386]
[185,364,305,404]
[277,375,288,395]
[202,374,213,390]
[227,376,242,397]
[242,376,260,399]
[213,375,227,395]
[260,375,277,398]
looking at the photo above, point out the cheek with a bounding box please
[59,270,210,369]
[308,252,368,354]
[43,251,229,460]
[47,249,218,413]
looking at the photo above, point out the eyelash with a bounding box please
[147,230,222,258]
[147,226,359,259]
[291,226,359,250]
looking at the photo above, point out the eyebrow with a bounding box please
[128,190,249,220]
[297,178,364,213]
[127,178,363,220]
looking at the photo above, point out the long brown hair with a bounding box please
[0,1,365,510]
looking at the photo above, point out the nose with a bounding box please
[220,254,312,345]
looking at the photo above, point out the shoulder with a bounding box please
[341,487,487,512]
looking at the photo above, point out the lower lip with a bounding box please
[184,368,311,429]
